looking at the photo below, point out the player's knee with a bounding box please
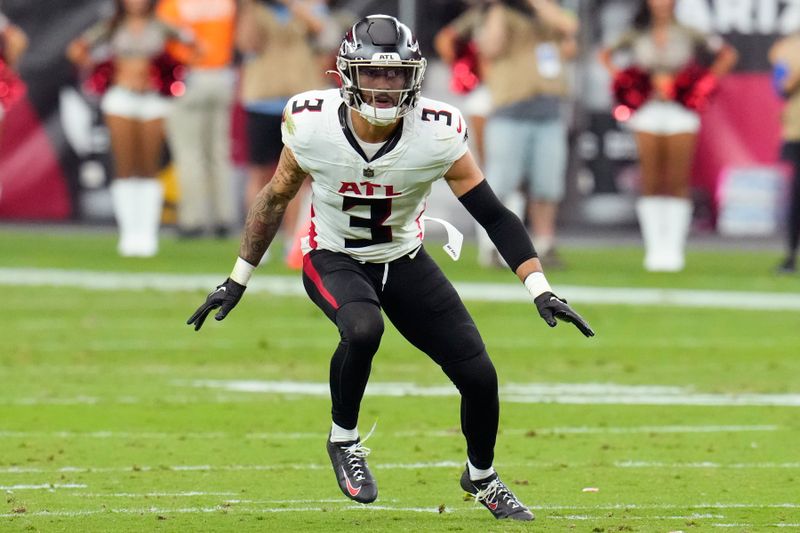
[336,302,384,352]
[444,351,498,399]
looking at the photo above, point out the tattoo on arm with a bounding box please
[239,148,308,264]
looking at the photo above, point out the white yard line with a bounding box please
[616,461,800,469]
[0,425,778,441]
[551,513,724,520]
[534,503,800,510]
[75,492,238,498]
[0,461,463,475]
[0,505,453,518]
[1,502,798,520]
[0,484,86,490]
[3,460,800,476]
[3,267,800,310]
[187,379,800,407]
[6,381,800,407]
[713,525,800,529]
[499,424,780,435]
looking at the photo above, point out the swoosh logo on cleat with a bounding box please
[342,466,362,497]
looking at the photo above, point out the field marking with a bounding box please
[617,461,800,469]
[11,378,800,407]
[187,379,800,407]
[534,502,800,511]
[0,505,453,518]
[0,484,86,491]
[4,267,800,310]
[0,425,778,441]
[713,525,800,529]
[552,513,724,520]
[4,459,800,476]
[2,502,799,520]
[220,498,389,504]
[0,461,463,475]
[75,492,238,498]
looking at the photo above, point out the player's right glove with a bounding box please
[187,278,246,331]
[534,292,595,338]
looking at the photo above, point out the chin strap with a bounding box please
[359,102,399,126]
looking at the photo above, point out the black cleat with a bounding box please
[461,468,534,521]
[326,436,378,504]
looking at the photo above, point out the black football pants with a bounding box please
[302,247,499,469]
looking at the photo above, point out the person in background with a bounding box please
[476,0,578,270]
[0,10,28,139]
[434,1,492,167]
[157,0,238,239]
[235,0,328,258]
[67,0,193,257]
[769,32,800,274]
[598,0,737,272]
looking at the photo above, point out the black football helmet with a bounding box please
[336,15,427,125]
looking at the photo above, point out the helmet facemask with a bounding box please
[337,56,426,126]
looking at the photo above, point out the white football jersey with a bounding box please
[281,88,469,263]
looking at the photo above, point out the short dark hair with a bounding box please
[633,0,675,30]
[477,0,534,18]
[110,0,157,34]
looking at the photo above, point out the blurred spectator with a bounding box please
[434,1,492,166]
[0,9,28,139]
[475,0,578,269]
[599,0,737,272]
[235,0,327,257]
[770,32,800,274]
[157,0,237,239]
[67,0,193,257]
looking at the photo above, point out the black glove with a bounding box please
[187,278,246,331]
[534,291,595,337]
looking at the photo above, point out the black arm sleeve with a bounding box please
[458,180,537,271]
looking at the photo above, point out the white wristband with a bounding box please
[230,256,256,286]
[524,272,552,299]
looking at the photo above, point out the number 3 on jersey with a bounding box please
[342,197,392,248]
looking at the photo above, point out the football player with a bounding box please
[188,14,594,521]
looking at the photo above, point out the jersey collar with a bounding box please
[338,103,404,164]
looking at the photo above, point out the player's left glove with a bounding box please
[187,278,246,331]
[534,292,595,338]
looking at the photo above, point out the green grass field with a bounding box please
[1,228,800,532]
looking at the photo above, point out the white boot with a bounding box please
[475,226,497,268]
[109,179,138,257]
[661,197,692,272]
[636,196,668,271]
[134,178,164,257]
[504,190,526,220]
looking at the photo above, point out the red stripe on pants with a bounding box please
[302,254,339,310]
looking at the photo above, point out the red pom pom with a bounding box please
[83,59,115,97]
[450,41,480,95]
[612,66,652,119]
[0,58,27,110]
[149,53,186,98]
[673,62,718,111]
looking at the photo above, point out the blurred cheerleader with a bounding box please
[0,10,28,139]
[67,0,192,257]
[770,32,800,274]
[599,0,737,272]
